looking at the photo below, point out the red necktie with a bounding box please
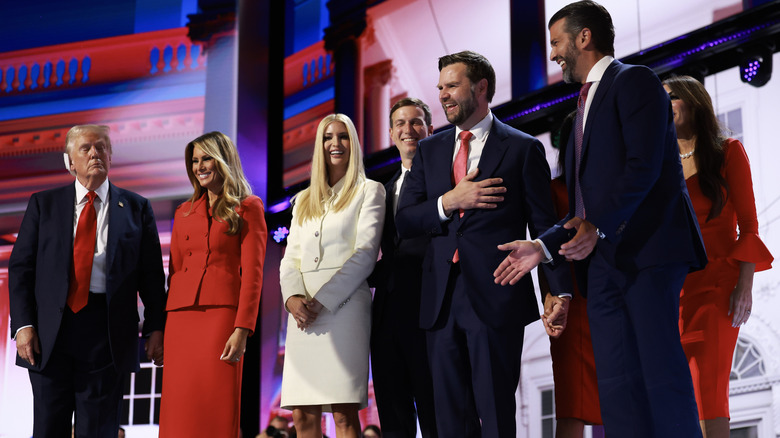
[452,130,472,263]
[574,82,592,219]
[67,191,97,313]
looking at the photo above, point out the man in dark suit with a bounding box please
[494,2,707,437]
[396,51,571,438]
[370,97,437,438]
[9,124,166,437]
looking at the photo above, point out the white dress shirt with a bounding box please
[580,55,615,132]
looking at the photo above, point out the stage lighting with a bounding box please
[273,226,290,243]
[740,46,773,87]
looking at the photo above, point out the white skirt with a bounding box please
[280,280,371,412]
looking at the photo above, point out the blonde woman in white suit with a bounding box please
[280,113,385,438]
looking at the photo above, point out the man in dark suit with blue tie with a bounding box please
[494,2,707,436]
[396,51,571,438]
[370,97,438,438]
[9,124,166,437]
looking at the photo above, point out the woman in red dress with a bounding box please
[544,112,602,438]
[159,131,268,437]
[663,75,772,438]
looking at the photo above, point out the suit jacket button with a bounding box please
[314,231,319,237]
[314,257,319,263]
[184,235,189,240]
[456,232,463,237]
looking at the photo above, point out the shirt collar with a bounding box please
[455,110,493,143]
[75,178,109,204]
[585,56,615,84]
[328,175,347,197]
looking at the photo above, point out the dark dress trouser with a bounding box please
[586,250,702,438]
[29,293,124,438]
[427,264,525,438]
[371,303,438,438]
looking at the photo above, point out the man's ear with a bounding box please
[579,27,592,49]
[477,78,489,99]
[63,153,76,176]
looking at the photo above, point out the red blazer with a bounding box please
[167,194,267,332]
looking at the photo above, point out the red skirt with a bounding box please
[679,278,740,419]
[159,306,243,437]
[549,294,602,423]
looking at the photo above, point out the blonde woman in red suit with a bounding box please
[159,131,268,437]
[663,75,772,438]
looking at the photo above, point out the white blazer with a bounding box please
[280,177,385,313]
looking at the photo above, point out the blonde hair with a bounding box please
[295,114,365,225]
[184,131,252,235]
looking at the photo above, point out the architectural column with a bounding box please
[236,0,285,435]
[363,59,393,153]
[324,0,368,139]
[188,3,239,141]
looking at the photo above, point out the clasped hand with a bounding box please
[286,295,323,330]
[442,168,505,216]
[542,294,570,338]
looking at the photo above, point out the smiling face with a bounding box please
[323,121,351,179]
[438,62,481,128]
[191,145,224,195]
[68,131,111,190]
[390,105,433,164]
[664,84,693,135]
[549,18,582,84]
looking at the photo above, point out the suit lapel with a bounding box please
[59,185,77,271]
[105,183,122,288]
[475,119,510,179]
[581,60,619,166]
[385,169,401,246]
[433,130,458,197]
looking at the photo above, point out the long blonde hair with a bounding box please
[294,114,365,225]
[184,131,252,235]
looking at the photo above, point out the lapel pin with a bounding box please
[118,201,124,208]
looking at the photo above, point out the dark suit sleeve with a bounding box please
[137,197,167,336]
[588,67,671,241]
[8,193,42,336]
[519,138,573,294]
[396,140,447,239]
[538,214,576,261]
[520,138,558,240]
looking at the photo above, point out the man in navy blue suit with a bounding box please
[396,51,571,438]
[494,2,707,436]
[9,125,166,437]
[370,97,438,438]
